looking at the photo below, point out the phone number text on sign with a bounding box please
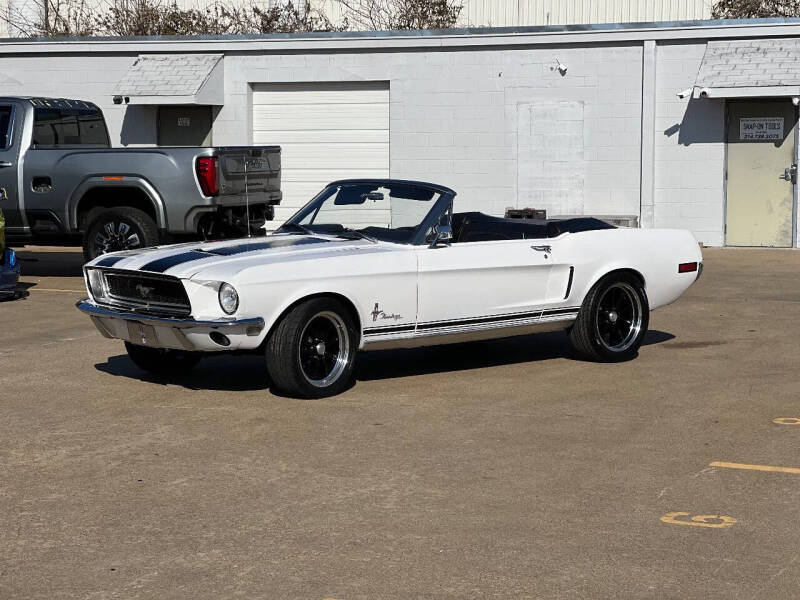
[740,117,783,140]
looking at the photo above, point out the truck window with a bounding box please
[0,106,13,149]
[32,107,110,148]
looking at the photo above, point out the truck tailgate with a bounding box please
[217,146,281,205]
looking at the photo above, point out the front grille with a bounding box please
[100,270,191,316]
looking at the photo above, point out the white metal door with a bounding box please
[251,82,390,227]
[415,240,554,327]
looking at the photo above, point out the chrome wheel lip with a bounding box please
[595,282,643,353]
[298,311,350,388]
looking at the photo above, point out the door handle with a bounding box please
[780,164,797,183]
[531,245,552,253]
[0,160,13,168]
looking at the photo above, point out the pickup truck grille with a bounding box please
[98,270,191,316]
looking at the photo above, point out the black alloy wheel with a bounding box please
[570,272,649,362]
[266,297,358,399]
[83,207,159,261]
[595,281,643,353]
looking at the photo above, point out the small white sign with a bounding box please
[177,117,191,127]
[740,117,783,141]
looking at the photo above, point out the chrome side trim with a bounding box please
[362,314,577,350]
[76,299,265,331]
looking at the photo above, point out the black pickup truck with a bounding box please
[0,97,281,259]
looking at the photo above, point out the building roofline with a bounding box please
[3,18,800,53]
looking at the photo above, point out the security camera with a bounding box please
[555,58,567,75]
[793,97,799,106]
[112,95,122,105]
[677,88,693,99]
[698,88,710,98]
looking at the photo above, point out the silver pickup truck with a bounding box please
[0,97,281,259]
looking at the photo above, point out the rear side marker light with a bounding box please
[678,262,698,273]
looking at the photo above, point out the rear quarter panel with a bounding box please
[557,228,702,310]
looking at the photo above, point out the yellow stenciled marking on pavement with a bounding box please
[773,417,800,425]
[660,512,737,529]
[710,461,800,474]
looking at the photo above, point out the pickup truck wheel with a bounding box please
[569,273,649,362]
[83,207,159,261]
[266,298,358,399]
[124,342,201,375]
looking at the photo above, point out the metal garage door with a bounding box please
[252,81,390,226]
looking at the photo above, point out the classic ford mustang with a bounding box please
[77,179,702,398]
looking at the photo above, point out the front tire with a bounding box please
[569,272,649,362]
[266,298,358,399]
[83,207,159,261]
[125,342,201,375]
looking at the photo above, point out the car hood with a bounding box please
[86,234,396,279]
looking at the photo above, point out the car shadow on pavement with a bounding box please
[16,249,84,277]
[93,329,674,392]
[355,329,675,382]
[95,353,271,391]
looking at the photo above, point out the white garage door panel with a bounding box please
[253,130,388,144]
[252,82,390,230]
[278,144,388,170]
[280,169,387,183]
[253,104,388,131]
[253,88,390,105]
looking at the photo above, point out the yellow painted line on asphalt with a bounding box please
[710,461,800,475]
[773,417,800,425]
[28,288,84,293]
[660,512,737,529]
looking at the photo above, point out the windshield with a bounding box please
[279,182,443,244]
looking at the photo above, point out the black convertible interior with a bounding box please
[354,212,616,244]
[451,212,615,243]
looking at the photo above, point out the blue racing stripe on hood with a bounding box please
[140,250,212,273]
[95,256,124,267]
[138,237,331,273]
[205,237,329,256]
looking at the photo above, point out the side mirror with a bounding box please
[429,224,453,248]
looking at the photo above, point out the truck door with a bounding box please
[0,104,21,231]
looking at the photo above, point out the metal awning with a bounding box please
[693,39,800,99]
[114,54,224,105]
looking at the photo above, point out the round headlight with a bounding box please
[218,283,239,315]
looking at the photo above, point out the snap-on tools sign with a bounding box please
[740,117,783,141]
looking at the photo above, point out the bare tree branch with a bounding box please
[0,0,460,37]
[711,0,800,18]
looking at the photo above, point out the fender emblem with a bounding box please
[371,302,402,322]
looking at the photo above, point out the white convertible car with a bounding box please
[78,179,702,398]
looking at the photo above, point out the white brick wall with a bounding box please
[0,33,740,245]
[218,44,644,219]
[654,42,726,246]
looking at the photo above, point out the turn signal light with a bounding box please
[678,262,698,273]
[196,156,219,196]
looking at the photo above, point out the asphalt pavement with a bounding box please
[1,245,799,599]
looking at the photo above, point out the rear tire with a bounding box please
[83,207,159,261]
[125,342,201,375]
[569,272,649,362]
[266,297,358,399]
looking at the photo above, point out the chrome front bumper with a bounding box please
[76,299,265,351]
